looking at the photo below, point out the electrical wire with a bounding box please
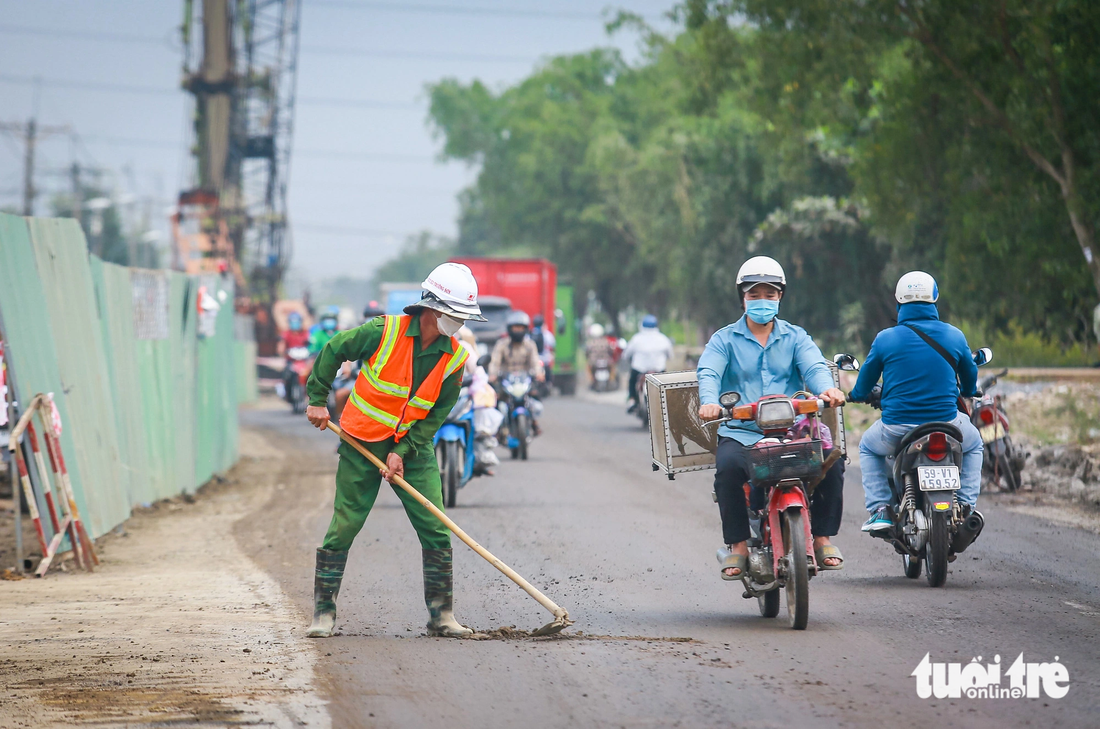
[0,24,538,63]
[0,24,175,47]
[309,1,623,21]
[0,73,420,109]
[294,221,407,237]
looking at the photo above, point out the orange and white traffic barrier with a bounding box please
[12,445,49,559]
[7,393,98,575]
[41,422,96,568]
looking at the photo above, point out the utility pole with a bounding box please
[70,161,83,223]
[0,119,69,216]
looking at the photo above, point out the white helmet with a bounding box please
[736,256,786,295]
[588,323,605,338]
[895,271,939,304]
[408,262,487,321]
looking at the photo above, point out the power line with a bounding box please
[0,73,420,110]
[295,221,408,237]
[0,73,176,97]
[75,134,436,163]
[0,24,175,47]
[0,24,537,63]
[303,46,534,63]
[310,1,621,21]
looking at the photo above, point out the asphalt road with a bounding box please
[240,395,1099,728]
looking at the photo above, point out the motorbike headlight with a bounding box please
[756,399,796,431]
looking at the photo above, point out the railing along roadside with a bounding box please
[7,394,98,576]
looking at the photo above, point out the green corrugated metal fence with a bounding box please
[0,213,256,539]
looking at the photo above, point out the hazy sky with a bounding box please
[0,1,676,283]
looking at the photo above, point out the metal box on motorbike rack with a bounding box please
[645,364,847,480]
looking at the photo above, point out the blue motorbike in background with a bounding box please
[434,386,477,508]
[500,373,535,461]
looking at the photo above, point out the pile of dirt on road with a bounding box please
[1018,442,1100,508]
[997,380,1100,508]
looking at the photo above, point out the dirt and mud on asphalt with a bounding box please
[0,428,328,728]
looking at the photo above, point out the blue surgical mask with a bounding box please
[745,299,780,324]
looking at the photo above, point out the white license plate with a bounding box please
[979,422,1005,444]
[595,370,610,381]
[918,466,960,491]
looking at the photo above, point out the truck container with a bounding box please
[449,258,556,326]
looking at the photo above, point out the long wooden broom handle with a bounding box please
[325,421,568,621]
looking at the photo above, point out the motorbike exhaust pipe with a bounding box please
[950,510,985,554]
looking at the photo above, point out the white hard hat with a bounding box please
[408,262,487,321]
[895,271,939,304]
[588,323,605,338]
[736,256,786,293]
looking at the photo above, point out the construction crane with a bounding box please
[175,0,301,354]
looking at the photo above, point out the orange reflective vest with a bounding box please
[340,315,469,443]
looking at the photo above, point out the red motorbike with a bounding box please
[283,346,313,414]
[709,391,838,630]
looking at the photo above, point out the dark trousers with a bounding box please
[714,436,845,545]
[627,368,642,403]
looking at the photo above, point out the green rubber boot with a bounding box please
[307,548,348,638]
[423,548,473,637]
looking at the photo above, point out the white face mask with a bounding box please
[436,312,463,336]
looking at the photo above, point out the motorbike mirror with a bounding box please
[718,391,741,408]
[833,353,860,372]
[973,347,993,366]
[476,354,492,370]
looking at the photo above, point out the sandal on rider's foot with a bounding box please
[718,552,749,581]
[814,544,844,571]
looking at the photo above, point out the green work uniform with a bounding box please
[307,315,461,552]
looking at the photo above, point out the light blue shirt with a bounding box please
[697,316,834,445]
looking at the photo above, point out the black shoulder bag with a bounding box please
[900,323,958,373]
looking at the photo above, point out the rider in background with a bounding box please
[278,312,310,356]
[530,314,556,390]
[849,271,983,534]
[585,323,614,385]
[697,256,847,578]
[623,314,674,414]
[309,306,341,355]
[489,311,545,434]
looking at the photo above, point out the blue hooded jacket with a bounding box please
[850,302,978,425]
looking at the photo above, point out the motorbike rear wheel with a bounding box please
[637,388,650,428]
[758,588,780,618]
[997,452,1020,492]
[782,510,809,630]
[925,508,951,587]
[443,441,460,509]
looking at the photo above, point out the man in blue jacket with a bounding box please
[849,271,983,533]
[698,256,847,579]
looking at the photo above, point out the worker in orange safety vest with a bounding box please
[303,263,487,638]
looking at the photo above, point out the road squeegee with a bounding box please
[326,421,574,636]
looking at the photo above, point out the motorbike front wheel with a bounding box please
[288,379,305,414]
[925,508,951,587]
[782,509,809,630]
[514,414,529,461]
[443,441,460,508]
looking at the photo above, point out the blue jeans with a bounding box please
[858,412,983,511]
